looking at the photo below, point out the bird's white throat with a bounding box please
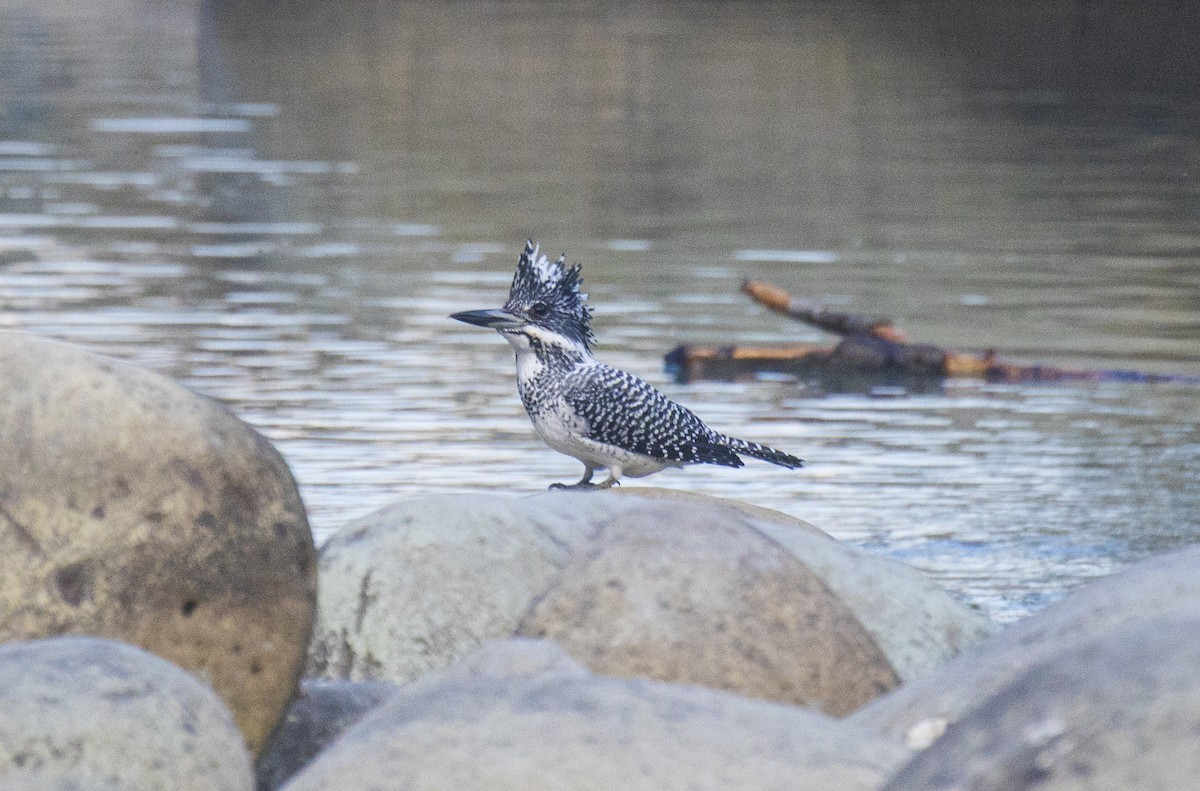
[501,326,592,383]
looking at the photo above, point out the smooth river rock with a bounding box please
[0,636,253,791]
[0,774,124,791]
[882,613,1200,790]
[308,492,592,682]
[310,489,989,706]
[608,487,995,680]
[283,639,912,791]
[310,491,900,715]
[514,501,898,715]
[852,545,1200,745]
[0,332,317,754]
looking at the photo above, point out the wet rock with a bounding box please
[282,640,911,791]
[881,614,1200,791]
[852,545,1200,744]
[515,502,899,715]
[0,636,252,791]
[310,491,900,715]
[256,679,400,791]
[0,332,317,754]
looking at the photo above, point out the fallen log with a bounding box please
[664,279,1187,386]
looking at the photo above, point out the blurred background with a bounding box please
[0,0,1197,620]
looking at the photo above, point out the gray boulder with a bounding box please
[308,492,593,681]
[283,639,911,791]
[882,613,1200,790]
[0,772,124,791]
[429,635,593,680]
[852,545,1200,745]
[310,489,989,707]
[0,775,122,791]
[0,636,252,791]
[0,331,317,754]
[310,492,899,715]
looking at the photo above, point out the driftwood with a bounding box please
[665,279,1184,386]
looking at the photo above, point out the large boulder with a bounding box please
[882,614,1200,790]
[283,639,912,791]
[515,501,898,715]
[307,493,592,682]
[0,332,317,754]
[0,775,123,791]
[310,490,989,705]
[310,491,899,715]
[852,545,1200,745]
[609,487,995,680]
[0,636,253,791]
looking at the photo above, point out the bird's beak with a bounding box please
[450,308,525,330]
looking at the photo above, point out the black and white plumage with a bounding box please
[451,240,804,489]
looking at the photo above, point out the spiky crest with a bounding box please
[505,239,595,351]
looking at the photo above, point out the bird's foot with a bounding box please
[549,481,601,491]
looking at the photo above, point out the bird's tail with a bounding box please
[723,436,804,469]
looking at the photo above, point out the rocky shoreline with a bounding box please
[1,331,1196,790]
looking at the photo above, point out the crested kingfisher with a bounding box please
[451,240,804,489]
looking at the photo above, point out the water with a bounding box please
[1,0,1198,622]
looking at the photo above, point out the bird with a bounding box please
[450,240,804,490]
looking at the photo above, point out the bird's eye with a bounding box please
[529,301,549,318]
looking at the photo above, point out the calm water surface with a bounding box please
[1,0,1198,621]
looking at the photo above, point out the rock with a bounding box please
[0,776,122,791]
[431,635,591,681]
[307,492,597,682]
[0,332,317,754]
[881,614,1200,790]
[256,679,400,791]
[0,636,253,791]
[311,489,987,703]
[515,502,899,715]
[263,639,589,788]
[609,487,995,680]
[851,546,1200,744]
[282,640,912,791]
[310,492,899,715]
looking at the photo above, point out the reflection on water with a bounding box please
[0,0,1198,621]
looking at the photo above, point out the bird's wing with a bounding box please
[562,364,743,467]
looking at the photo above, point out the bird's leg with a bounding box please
[549,464,597,491]
[596,471,621,489]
